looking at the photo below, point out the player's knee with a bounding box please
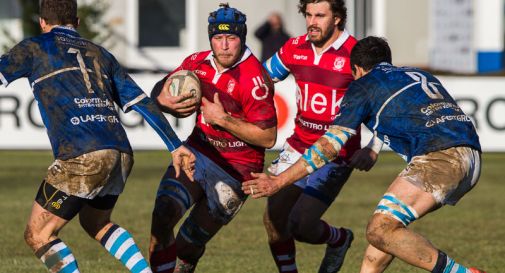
[24,224,49,250]
[152,196,184,228]
[365,214,401,249]
[153,178,192,225]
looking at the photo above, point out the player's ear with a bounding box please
[334,16,341,27]
[353,65,367,80]
[75,17,80,28]
[39,17,48,33]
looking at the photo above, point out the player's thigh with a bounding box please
[289,193,330,231]
[78,195,119,238]
[383,177,439,220]
[153,165,204,227]
[302,161,353,206]
[265,184,303,225]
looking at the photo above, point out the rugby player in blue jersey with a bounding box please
[243,36,486,273]
[0,1,195,272]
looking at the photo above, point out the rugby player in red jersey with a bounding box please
[260,1,380,272]
[148,4,277,273]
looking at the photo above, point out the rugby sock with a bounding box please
[35,239,80,273]
[269,237,298,273]
[317,220,346,247]
[150,243,176,273]
[431,250,473,273]
[100,224,152,273]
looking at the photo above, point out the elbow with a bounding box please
[262,131,277,149]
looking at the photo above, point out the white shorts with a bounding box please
[268,143,352,205]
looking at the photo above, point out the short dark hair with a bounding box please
[350,36,392,72]
[40,0,78,27]
[298,0,347,30]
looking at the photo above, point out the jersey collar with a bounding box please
[206,47,252,73]
[51,26,80,37]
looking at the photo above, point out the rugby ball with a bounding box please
[166,70,202,102]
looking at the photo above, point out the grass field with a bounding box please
[0,150,503,272]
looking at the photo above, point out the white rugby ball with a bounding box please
[166,70,202,103]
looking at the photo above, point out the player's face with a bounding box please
[211,34,242,69]
[305,2,341,47]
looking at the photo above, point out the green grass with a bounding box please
[0,150,504,272]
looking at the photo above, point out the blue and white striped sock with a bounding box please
[100,224,152,273]
[432,250,472,273]
[35,239,80,273]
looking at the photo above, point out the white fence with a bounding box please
[0,75,504,152]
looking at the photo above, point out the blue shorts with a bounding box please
[160,146,247,224]
[268,143,352,205]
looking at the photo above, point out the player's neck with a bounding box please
[313,29,342,55]
[41,24,76,34]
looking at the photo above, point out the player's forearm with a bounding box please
[132,98,182,152]
[302,126,354,173]
[276,159,311,189]
[215,114,277,148]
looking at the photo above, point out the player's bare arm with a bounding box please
[243,125,355,198]
[201,93,277,148]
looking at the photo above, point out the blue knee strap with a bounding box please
[375,194,418,226]
[157,178,192,211]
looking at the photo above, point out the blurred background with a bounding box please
[0,0,504,151]
[1,2,504,272]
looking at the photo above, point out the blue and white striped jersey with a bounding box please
[0,27,180,159]
[334,63,481,161]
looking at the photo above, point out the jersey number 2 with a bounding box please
[406,72,444,100]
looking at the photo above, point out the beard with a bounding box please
[214,53,239,68]
[307,24,335,47]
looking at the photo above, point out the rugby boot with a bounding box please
[469,268,486,273]
[318,228,354,273]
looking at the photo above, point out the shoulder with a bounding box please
[183,51,211,64]
[282,34,308,51]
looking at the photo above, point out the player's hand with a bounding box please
[348,147,378,171]
[171,145,196,181]
[157,79,198,117]
[242,172,282,198]
[201,93,227,126]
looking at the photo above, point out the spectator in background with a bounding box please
[254,12,290,62]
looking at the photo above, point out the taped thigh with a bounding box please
[179,216,212,247]
[374,193,419,226]
[156,178,193,215]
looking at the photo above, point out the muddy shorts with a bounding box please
[45,149,133,199]
[268,142,352,205]
[399,146,481,205]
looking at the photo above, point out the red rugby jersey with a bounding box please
[276,30,361,161]
[170,49,277,181]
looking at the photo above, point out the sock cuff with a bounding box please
[432,250,448,273]
[35,238,63,258]
[100,224,121,246]
[269,237,296,253]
